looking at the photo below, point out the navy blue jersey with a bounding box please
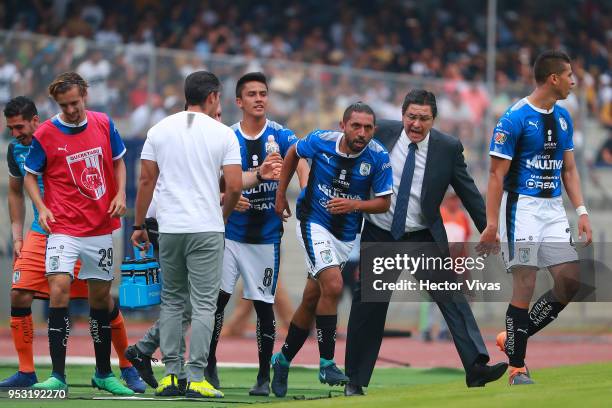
[295,130,393,242]
[225,120,298,244]
[7,140,46,234]
[489,98,574,198]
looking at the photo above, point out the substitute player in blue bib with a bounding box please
[205,72,309,396]
[270,102,393,397]
[480,50,592,385]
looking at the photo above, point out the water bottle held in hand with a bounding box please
[265,135,280,154]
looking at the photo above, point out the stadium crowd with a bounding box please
[0,0,610,162]
[0,0,612,127]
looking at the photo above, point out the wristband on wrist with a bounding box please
[132,224,146,231]
[576,205,588,216]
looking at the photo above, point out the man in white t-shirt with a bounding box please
[131,71,242,399]
[0,53,21,105]
[77,50,111,112]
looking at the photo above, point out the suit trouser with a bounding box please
[345,221,489,387]
[158,232,224,382]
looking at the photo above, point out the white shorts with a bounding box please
[220,239,280,303]
[296,222,355,277]
[499,192,578,271]
[46,234,115,281]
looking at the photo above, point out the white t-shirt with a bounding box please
[77,59,111,106]
[141,111,241,233]
[0,63,20,103]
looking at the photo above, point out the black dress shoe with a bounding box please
[466,362,508,387]
[344,383,365,396]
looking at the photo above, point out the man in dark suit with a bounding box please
[344,89,507,396]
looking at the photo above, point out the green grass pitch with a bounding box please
[1,363,611,407]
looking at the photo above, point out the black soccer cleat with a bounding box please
[124,345,158,388]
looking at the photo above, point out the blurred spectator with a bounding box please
[0,52,20,105]
[77,49,111,112]
[437,89,473,135]
[596,132,612,167]
[599,73,612,129]
[129,93,166,138]
[80,0,104,31]
[129,77,151,109]
[94,14,123,45]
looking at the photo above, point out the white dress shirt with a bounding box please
[367,130,429,232]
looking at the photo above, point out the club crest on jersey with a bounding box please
[12,270,20,284]
[359,162,371,176]
[66,147,106,200]
[559,117,568,131]
[494,132,506,144]
[519,248,531,264]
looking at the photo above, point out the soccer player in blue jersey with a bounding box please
[202,72,309,396]
[480,50,592,385]
[270,102,393,397]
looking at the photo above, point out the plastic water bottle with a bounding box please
[265,135,280,155]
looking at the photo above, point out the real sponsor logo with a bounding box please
[526,179,558,190]
[243,182,278,195]
[317,184,361,200]
[525,156,563,170]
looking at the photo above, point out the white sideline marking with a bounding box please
[0,356,320,369]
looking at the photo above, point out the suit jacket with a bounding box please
[373,119,486,246]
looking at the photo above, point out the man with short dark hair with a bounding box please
[270,102,393,397]
[203,72,308,396]
[124,97,283,394]
[481,50,591,385]
[131,71,242,399]
[344,90,507,396]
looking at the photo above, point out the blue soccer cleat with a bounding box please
[270,352,290,397]
[120,366,146,393]
[0,371,38,388]
[318,358,349,386]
